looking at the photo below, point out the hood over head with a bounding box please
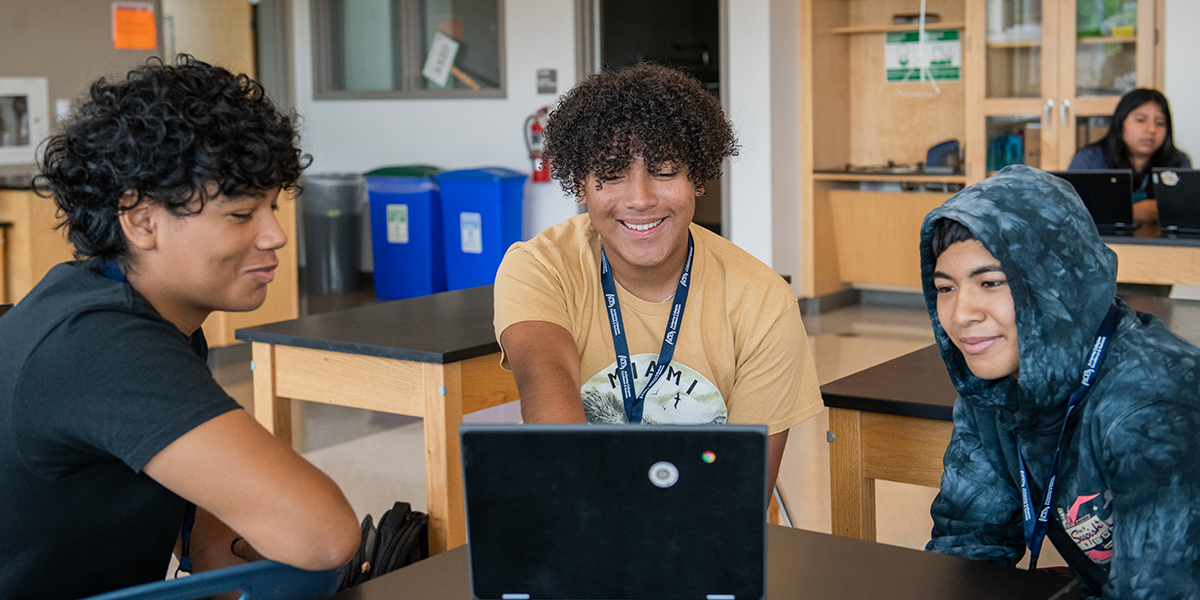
[919,165,1118,427]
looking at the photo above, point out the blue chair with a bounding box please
[78,560,337,600]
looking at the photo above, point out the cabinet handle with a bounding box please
[1060,99,1071,127]
[1044,99,1055,125]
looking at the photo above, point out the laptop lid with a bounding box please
[1153,168,1200,234]
[460,424,768,600]
[1049,170,1136,231]
[0,304,11,318]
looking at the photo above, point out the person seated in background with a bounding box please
[1068,88,1191,224]
[0,56,360,599]
[492,63,823,491]
[921,165,1200,598]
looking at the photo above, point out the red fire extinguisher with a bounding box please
[525,106,551,183]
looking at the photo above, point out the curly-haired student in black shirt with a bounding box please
[0,56,359,599]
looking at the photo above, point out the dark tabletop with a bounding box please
[1100,221,1200,246]
[0,173,35,190]
[328,525,1077,600]
[234,285,500,364]
[821,295,1200,420]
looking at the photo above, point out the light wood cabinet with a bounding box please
[966,0,1164,178]
[799,0,1167,297]
[801,0,968,297]
[0,189,76,303]
[0,188,298,347]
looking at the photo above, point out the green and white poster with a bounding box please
[885,30,961,82]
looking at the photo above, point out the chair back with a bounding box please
[78,560,337,600]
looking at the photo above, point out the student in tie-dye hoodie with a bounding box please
[920,165,1200,598]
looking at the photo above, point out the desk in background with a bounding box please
[1102,225,1200,285]
[0,221,10,303]
[821,295,1200,541]
[236,285,520,555]
[816,193,1200,292]
[328,525,1078,600]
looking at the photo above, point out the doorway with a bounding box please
[579,0,725,236]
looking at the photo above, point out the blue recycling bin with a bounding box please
[435,168,527,291]
[366,175,446,300]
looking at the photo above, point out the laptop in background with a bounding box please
[1153,168,1200,235]
[0,304,12,318]
[1049,170,1137,233]
[460,424,768,600]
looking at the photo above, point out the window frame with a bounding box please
[311,0,507,100]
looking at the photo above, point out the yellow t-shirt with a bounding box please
[493,214,822,435]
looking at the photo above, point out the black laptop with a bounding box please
[0,304,12,318]
[1049,170,1137,233]
[460,424,768,600]
[1153,168,1200,235]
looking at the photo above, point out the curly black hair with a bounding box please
[542,62,738,198]
[35,55,310,262]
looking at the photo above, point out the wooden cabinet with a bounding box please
[800,0,968,297]
[799,0,1167,298]
[0,189,76,303]
[0,188,298,347]
[966,0,1163,178]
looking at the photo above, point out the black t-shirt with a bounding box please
[0,261,240,599]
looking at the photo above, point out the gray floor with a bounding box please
[205,286,1066,564]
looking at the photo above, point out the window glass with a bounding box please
[421,0,501,90]
[315,0,504,98]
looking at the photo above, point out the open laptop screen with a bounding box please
[1049,170,1136,232]
[461,424,768,600]
[1153,168,1200,234]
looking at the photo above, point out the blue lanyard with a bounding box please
[600,233,694,423]
[1017,303,1119,569]
[176,502,197,575]
[99,259,128,283]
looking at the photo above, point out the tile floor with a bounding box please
[206,288,1065,564]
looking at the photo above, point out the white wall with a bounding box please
[1165,0,1200,158]
[724,0,775,266]
[293,0,785,269]
[293,0,575,175]
[768,0,803,292]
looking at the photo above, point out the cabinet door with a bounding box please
[1053,0,1158,168]
[977,0,1061,174]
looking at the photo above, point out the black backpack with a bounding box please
[334,501,429,590]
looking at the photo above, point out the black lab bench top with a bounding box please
[235,285,500,364]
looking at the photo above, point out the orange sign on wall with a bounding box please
[112,2,157,50]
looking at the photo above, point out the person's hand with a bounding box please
[1134,200,1158,224]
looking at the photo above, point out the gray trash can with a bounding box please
[300,173,365,294]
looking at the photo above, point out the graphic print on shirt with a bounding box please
[581,352,726,425]
[1057,490,1114,564]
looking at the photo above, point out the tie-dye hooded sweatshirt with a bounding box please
[920,165,1200,598]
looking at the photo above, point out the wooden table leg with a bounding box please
[251,342,292,447]
[423,362,466,555]
[0,223,9,304]
[828,407,876,541]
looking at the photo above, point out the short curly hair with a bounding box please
[35,55,310,262]
[542,62,738,198]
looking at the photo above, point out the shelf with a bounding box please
[831,22,965,35]
[1077,36,1137,45]
[987,39,1042,49]
[814,171,968,184]
[988,36,1135,48]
